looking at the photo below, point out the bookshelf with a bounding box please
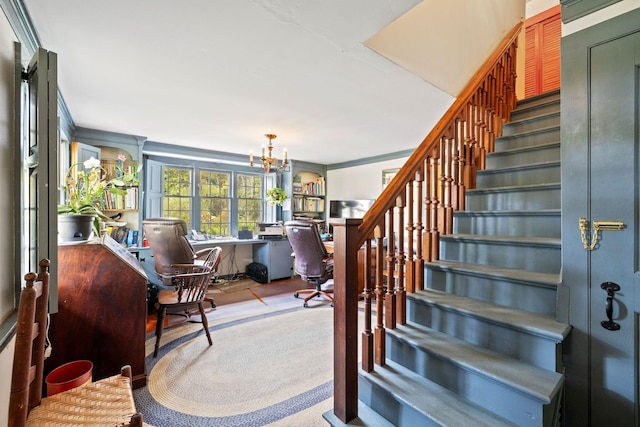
[292,168,326,232]
[71,129,146,249]
[99,147,141,247]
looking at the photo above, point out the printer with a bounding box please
[257,222,284,239]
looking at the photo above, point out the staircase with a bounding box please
[325,90,571,427]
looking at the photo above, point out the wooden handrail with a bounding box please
[330,21,522,423]
[358,23,522,246]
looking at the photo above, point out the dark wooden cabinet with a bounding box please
[45,235,148,388]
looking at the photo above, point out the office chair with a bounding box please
[285,220,334,307]
[142,217,221,310]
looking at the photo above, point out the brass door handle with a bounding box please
[579,218,625,250]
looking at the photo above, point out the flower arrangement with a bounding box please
[266,187,287,206]
[58,155,139,222]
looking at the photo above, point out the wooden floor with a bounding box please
[145,277,317,334]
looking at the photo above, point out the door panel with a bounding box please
[587,32,639,426]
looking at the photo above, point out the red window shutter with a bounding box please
[540,17,561,93]
[524,5,561,97]
[525,26,539,98]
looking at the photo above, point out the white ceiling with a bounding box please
[22,0,523,165]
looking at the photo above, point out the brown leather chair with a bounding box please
[285,220,334,307]
[142,218,215,285]
[142,218,221,312]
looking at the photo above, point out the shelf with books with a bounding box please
[290,167,327,233]
[71,129,145,248]
[292,173,325,197]
[103,186,139,210]
[98,147,142,248]
[292,195,325,212]
[105,224,140,248]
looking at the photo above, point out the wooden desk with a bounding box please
[324,241,372,294]
[47,236,148,388]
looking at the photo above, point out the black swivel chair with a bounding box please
[285,220,334,307]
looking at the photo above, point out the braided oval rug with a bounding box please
[134,305,334,427]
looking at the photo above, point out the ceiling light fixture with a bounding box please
[249,133,288,174]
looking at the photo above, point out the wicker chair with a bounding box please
[9,259,142,427]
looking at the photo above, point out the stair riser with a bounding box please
[510,101,560,121]
[353,90,567,427]
[425,268,557,317]
[440,239,561,274]
[514,90,560,111]
[502,113,560,137]
[453,213,560,237]
[386,336,551,427]
[486,144,560,169]
[358,377,440,427]
[476,163,560,188]
[466,187,560,211]
[406,298,563,371]
[495,127,559,151]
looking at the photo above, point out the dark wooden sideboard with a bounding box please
[45,235,148,388]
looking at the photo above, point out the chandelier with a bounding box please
[249,133,288,174]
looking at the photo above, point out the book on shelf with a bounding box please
[293,195,324,212]
[108,225,138,247]
[293,176,325,196]
[104,186,138,210]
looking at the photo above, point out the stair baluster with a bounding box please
[328,22,522,424]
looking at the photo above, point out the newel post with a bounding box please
[331,217,362,423]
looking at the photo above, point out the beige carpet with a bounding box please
[135,279,336,426]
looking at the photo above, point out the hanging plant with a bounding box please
[266,187,287,206]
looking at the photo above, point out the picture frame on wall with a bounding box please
[382,168,399,189]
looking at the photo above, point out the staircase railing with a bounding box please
[329,22,522,423]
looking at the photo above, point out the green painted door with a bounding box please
[562,16,640,426]
[586,32,639,426]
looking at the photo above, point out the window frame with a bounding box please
[198,169,232,236]
[149,155,269,236]
[162,165,194,228]
[236,172,264,235]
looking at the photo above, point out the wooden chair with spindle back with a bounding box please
[153,263,216,357]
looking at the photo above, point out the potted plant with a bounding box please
[266,187,287,206]
[58,155,139,241]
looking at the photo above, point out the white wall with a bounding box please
[330,1,568,205]
[526,0,559,18]
[326,156,409,202]
[0,6,19,424]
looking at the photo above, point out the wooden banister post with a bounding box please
[331,218,361,424]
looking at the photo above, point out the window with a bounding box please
[163,166,192,227]
[149,160,266,236]
[199,170,231,235]
[237,173,263,234]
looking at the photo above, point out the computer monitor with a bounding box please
[329,199,375,219]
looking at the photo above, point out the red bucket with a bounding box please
[45,360,93,396]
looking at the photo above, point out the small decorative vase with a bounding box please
[58,214,96,243]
